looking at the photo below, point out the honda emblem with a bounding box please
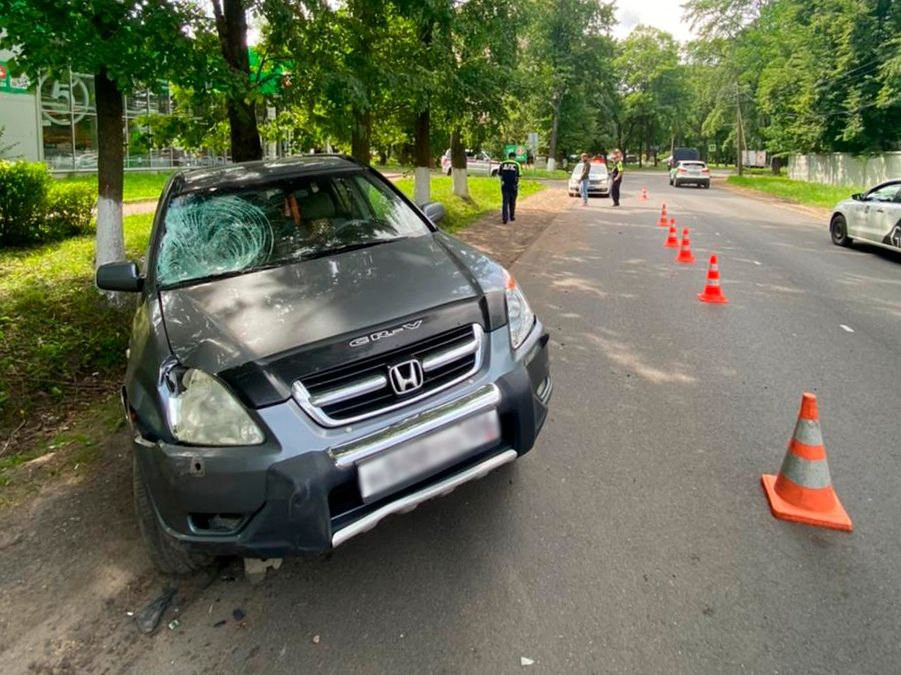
[388,360,424,395]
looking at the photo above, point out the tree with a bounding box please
[211,0,263,162]
[614,26,685,165]
[684,0,901,159]
[523,0,616,170]
[439,0,522,197]
[0,0,198,270]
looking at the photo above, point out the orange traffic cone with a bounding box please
[675,228,696,264]
[761,393,852,532]
[641,187,648,201]
[697,255,728,303]
[664,224,679,248]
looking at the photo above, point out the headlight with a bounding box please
[504,271,535,350]
[167,369,264,446]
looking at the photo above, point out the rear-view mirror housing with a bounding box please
[851,193,864,201]
[96,261,143,292]
[422,201,446,226]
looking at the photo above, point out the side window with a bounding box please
[868,185,899,202]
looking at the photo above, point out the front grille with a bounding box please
[292,324,483,426]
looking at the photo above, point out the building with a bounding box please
[0,50,227,172]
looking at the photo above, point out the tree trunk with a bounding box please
[351,109,371,164]
[771,155,782,175]
[414,109,430,205]
[213,0,262,162]
[94,67,124,272]
[547,97,561,172]
[450,126,469,199]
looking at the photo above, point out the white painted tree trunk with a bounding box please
[94,195,124,269]
[546,157,556,172]
[414,166,431,205]
[451,167,469,199]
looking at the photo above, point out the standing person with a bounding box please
[499,151,521,224]
[579,152,591,206]
[611,149,624,206]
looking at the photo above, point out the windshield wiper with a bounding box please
[301,239,401,260]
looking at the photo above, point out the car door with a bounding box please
[860,184,901,243]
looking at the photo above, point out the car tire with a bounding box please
[830,214,853,247]
[490,169,498,177]
[703,182,710,189]
[133,452,214,576]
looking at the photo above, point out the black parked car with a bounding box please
[97,156,551,574]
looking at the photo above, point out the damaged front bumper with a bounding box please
[132,323,551,558]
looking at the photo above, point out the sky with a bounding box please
[612,0,697,43]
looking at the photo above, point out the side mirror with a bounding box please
[851,193,864,201]
[96,261,143,292]
[422,201,446,225]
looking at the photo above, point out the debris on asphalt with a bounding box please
[233,608,246,621]
[521,656,535,666]
[312,635,320,644]
[167,619,181,630]
[213,620,227,628]
[134,587,177,634]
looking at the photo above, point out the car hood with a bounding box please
[159,235,482,374]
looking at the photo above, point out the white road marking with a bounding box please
[753,261,762,266]
[840,324,855,333]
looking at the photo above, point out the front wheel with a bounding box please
[133,453,214,575]
[830,214,853,247]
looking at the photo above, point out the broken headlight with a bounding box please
[166,369,264,446]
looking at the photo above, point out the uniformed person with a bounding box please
[499,151,521,223]
[611,149,624,206]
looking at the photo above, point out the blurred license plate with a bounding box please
[357,411,500,503]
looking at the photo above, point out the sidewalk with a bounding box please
[456,182,571,267]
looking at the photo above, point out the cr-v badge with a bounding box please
[349,320,423,348]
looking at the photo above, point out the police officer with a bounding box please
[499,151,521,223]
[610,149,624,206]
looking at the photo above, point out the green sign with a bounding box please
[0,61,31,95]
[504,144,528,162]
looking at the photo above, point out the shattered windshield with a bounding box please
[155,173,430,287]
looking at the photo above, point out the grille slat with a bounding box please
[293,324,483,427]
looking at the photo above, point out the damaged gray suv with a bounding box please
[97,156,551,574]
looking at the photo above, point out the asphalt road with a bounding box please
[128,174,901,674]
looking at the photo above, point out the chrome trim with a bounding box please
[331,449,517,548]
[536,376,553,404]
[309,374,387,407]
[421,336,479,372]
[329,383,501,469]
[293,324,484,428]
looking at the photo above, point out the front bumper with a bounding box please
[134,322,550,558]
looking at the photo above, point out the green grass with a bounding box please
[56,171,172,203]
[394,175,544,233]
[726,175,861,210]
[0,213,152,433]
[522,167,570,180]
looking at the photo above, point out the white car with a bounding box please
[568,162,609,197]
[830,180,901,252]
[670,160,710,188]
[440,149,499,176]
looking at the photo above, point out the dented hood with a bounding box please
[158,235,481,373]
